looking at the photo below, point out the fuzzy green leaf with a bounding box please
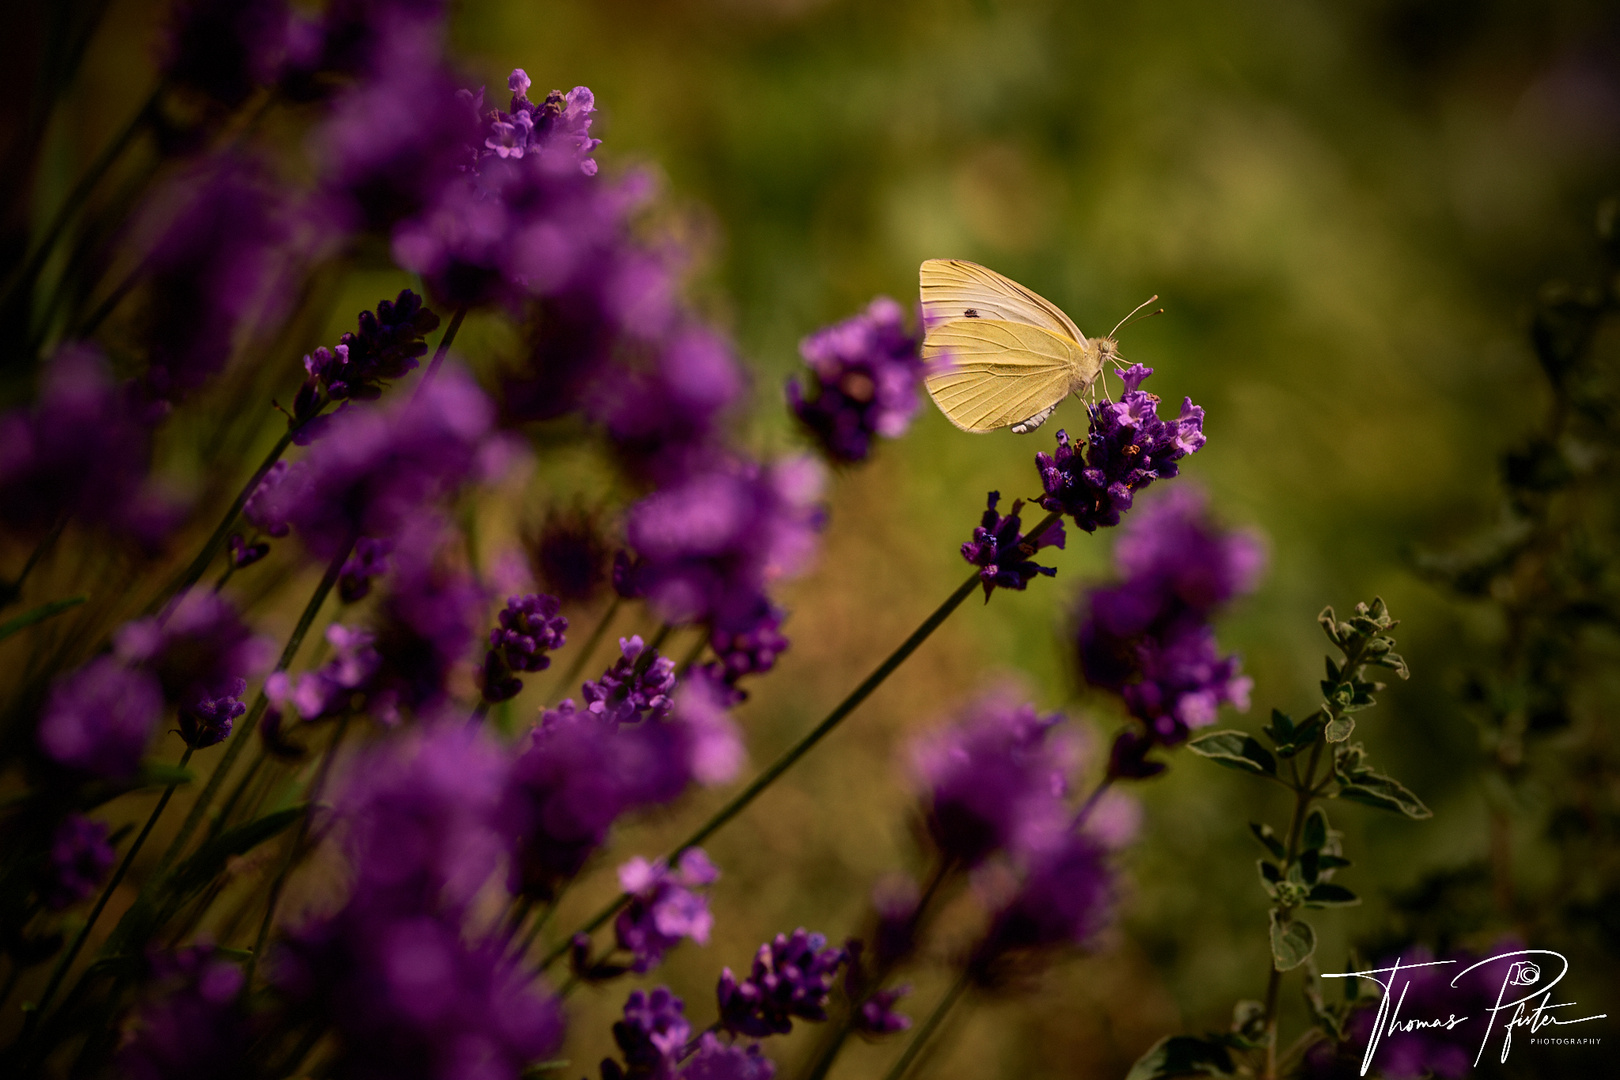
[1304,884,1361,908]
[1301,808,1329,852]
[1336,773,1432,820]
[1270,911,1317,971]
[1324,715,1355,743]
[1250,822,1287,860]
[1188,732,1277,777]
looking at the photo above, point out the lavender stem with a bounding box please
[416,306,467,392]
[879,967,971,1080]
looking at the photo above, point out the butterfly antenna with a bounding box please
[1108,294,1163,338]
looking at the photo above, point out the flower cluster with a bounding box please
[1035,364,1206,532]
[40,815,116,910]
[481,592,569,703]
[960,491,1066,600]
[338,537,394,603]
[614,849,720,973]
[582,635,676,724]
[292,291,440,427]
[716,928,847,1037]
[789,296,925,463]
[1077,486,1263,770]
[119,946,253,1080]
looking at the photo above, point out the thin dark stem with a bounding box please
[1072,775,1114,829]
[1,518,68,612]
[470,699,492,724]
[152,428,299,619]
[417,307,467,392]
[542,568,985,972]
[0,84,159,317]
[76,258,143,336]
[243,712,352,994]
[25,745,194,1034]
[1260,738,1324,1080]
[550,596,621,702]
[153,538,355,878]
[880,968,971,1080]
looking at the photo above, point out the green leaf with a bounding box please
[1262,709,1295,745]
[1323,715,1355,743]
[1301,808,1329,852]
[1317,854,1352,870]
[1188,731,1277,778]
[0,595,88,641]
[1249,822,1286,860]
[1336,773,1432,820]
[1269,911,1317,970]
[1317,606,1340,645]
[170,806,305,898]
[138,760,196,788]
[1258,860,1281,895]
[1274,712,1325,758]
[1304,884,1361,908]
[1125,1035,1236,1080]
[1299,848,1320,886]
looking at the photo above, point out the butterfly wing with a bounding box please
[919,259,1087,345]
[922,318,1085,433]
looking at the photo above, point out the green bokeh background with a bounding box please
[17,0,1620,1076]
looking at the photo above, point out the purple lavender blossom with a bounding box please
[707,603,789,693]
[41,815,115,910]
[602,986,690,1080]
[1035,364,1206,532]
[0,345,163,542]
[265,623,381,724]
[228,533,270,568]
[1077,486,1262,757]
[119,946,252,1080]
[159,0,290,109]
[177,677,248,749]
[960,491,1066,600]
[590,327,747,478]
[614,849,719,973]
[481,593,568,703]
[679,1034,776,1080]
[339,537,394,603]
[526,505,612,603]
[970,831,1114,983]
[243,461,292,538]
[37,657,165,779]
[324,290,440,401]
[365,529,485,721]
[474,74,602,175]
[669,668,746,786]
[135,153,293,401]
[582,636,676,725]
[716,929,847,1038]
[789,297,925,463]
[253,367,494,559]
[911,696,1077,867]
[115,591,272,714]
[622,456,826,632]
[854,985,912,1036]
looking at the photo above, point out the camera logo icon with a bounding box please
[1506,961,1541,987]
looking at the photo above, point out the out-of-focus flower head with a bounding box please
[0,344,167,544]
[622,456,825,633]
[704,602,789,698]
[362,526,484,721]
[789,297,925,464]
[265,623,380,726]
[41,814,116,910]
[176,677,248,749]
[119,946,252,1080]
[614,849,720,973]
[601,986,689,1080]
[1036,365,1206,532]
[853,984,912,1036]
[523,503,614,603]
[135,152,294,401]
[115,592,273,720]
[969,831,1115,985]
[338,537,394,603]
[717,928,847,1038]
[679,1033,776,1080]
[911,695,1078,868]
[159,0,290,110]
[36,657,164,779]
[960,491,1066,600]
[228,533,270,568]
[252,366,494,559]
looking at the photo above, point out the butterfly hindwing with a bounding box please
[922,318,1083,433]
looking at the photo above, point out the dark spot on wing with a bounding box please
[963,308,979,318]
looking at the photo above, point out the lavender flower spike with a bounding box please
[961,491,1066,600]
[602,986,690,1080]
[789,296,924,463]
[481,592,568,703]
[716,928,847,1037]
[582,636,676,725]
[614,849,720,973]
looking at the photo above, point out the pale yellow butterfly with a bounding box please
[918,259,1158,434]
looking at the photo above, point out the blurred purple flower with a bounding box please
[911,696,1077,868]
[37,657,164,779]
[177,677,248,749]
[602,986,689,1080]
[622,456,825,632]
[669,668,745,786]
[266,623,380,725]
[706,603,789,695]
[115,591,273,714]
[1036,364,1206,532]
[41,814,115,910]
[525,505,612,603]
[789,297,924,463]
[480,593,567,703]
[253,367,494,559]
[120,946,252,1080]
[717,928,847,1038]
[588,326,746,478]
[969,831,1114,983]
[614,849,719,973]
[960,491,1066,600]
[159,0,290,109]
[135,153,294,401]
[339,537,394,603]
[228,533,270,568]
[679,1034,776,1080]
[582,636,675,725]
[243,461,292,538]
[1077,486,1262,759]
[365,531,485,721]
[0,345,164,542]
[854,985,912,1036]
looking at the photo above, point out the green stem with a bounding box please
[542,567,985,972]
[0,518,68,612]
[550,596,621,702]
[151,428,299,618]
[1260,739,1324,1080]
[25,745,193,1034]
[243,713,352,994]
[417,307,467,392]
[0,595,87,643]
[152,537,355,879]
[880,968,972,1080]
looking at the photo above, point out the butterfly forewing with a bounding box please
[919,259,1087,345]
[922,318,1083,433]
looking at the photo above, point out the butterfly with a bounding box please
[919,259,1158,434]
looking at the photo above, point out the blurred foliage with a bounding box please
[4,0,1618,1077]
